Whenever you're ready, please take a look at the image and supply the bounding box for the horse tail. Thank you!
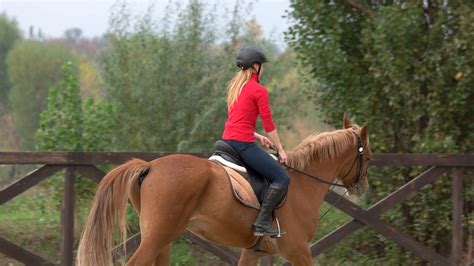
[76,158,150,266]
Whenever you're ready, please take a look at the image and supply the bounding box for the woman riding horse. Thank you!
[222,46,290,237]
[77,115,371,266]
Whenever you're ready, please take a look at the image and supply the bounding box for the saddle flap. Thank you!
[225,167,260,209]
[222,166,287,210]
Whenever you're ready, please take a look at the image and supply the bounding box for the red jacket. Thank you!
[222,73,276,142]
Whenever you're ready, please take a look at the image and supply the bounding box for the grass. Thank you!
[0,191,61,264]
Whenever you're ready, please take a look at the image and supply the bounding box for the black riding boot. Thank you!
[253,183,287,237]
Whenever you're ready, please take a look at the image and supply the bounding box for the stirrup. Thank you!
[271,218,285,238]
[253,219,285,238]
[253,228,286,237]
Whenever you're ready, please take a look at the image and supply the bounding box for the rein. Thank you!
[283,164,346,187]
[319,189,348,220]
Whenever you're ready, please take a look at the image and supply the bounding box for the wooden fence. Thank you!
[0,152,472,265]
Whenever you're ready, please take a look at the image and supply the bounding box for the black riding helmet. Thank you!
[235,46,268,70]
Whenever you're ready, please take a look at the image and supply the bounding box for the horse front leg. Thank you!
[238,248,266,266]
[283,246,312,266]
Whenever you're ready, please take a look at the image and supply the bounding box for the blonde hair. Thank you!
[226,68,254,109]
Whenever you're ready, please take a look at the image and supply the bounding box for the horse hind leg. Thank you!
[125,189,190,265]
[126,233,172,266]
[125,202,190,266]
[126,157,209,265]
[126,239,159,266]
[153,244,170,266]
[127,183,199,265]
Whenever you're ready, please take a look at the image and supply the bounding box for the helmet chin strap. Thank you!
[252,64,262,83]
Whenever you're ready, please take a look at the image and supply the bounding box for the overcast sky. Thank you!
[0,0,292,46]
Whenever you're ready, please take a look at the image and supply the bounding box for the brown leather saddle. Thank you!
[209,140,286,209]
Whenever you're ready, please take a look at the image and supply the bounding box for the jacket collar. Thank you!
[251,72,259,83]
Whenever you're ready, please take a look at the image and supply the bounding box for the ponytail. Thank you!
[226,68,253,109]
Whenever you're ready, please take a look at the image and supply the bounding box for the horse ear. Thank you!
[360,125,369,145]
[343,113,352,129]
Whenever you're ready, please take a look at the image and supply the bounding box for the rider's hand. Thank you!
[257,134,273,148]
[277,148,288,164]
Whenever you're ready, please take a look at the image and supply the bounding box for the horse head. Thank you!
[338,113,372,196]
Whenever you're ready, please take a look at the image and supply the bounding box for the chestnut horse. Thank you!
[76,115,372,266]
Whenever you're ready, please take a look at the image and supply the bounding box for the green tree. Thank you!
[36,61,116,204]
[35,62,83,151]
[0,13,21,114]
[7,40,75,150]
[102,0,224,152]
[287,0,473,263]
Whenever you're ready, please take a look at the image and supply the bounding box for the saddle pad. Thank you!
[223,166,261,209]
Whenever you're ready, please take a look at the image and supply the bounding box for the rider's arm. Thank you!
[266,129,283,151]
[267,129,288,164]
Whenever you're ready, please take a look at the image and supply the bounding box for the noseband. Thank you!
[282,132,368,189]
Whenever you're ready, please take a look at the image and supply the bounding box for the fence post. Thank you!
[451,168,463,265]
[60,166,76,266]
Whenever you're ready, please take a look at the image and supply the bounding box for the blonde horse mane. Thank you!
[287,126,360,171]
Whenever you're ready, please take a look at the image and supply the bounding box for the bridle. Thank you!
[337,132,369,192]
[279,131,368,190]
